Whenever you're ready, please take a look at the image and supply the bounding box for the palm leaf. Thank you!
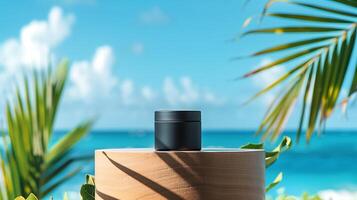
[296,65,314,141]
[348,62,357,96]
[283,2,357,18]
[41,167,83,197]
[248,36,334,57]
[331,0,357,8]
[266,172,283,192]
[41,155,92,185]
[267,13,355,24]
[241,0,357,142]
[244,59,311,104]
[0,60,94,199]
[45,120,94,166]
[243,45,328,77]
[243,26,344,35]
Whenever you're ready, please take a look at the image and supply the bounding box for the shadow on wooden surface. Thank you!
[95,149,265,200]
[102,151,184,200]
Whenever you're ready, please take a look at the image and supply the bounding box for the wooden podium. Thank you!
[95,149,265,200]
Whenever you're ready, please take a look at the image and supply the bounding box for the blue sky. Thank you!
[0,0,356,130]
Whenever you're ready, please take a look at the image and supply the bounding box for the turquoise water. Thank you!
[51,130,357,198]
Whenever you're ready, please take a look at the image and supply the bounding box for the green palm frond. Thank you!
[0,60,94,199]
[241,0,357,142]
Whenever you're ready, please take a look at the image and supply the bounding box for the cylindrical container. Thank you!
[155,110,201,151]
[95,149,265,200]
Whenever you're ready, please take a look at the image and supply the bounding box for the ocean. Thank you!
[50,130,357,199]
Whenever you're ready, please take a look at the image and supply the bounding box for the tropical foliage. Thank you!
[85,135,292,199]
[0,60,94,199]
[18,137,291,200]
[242,0,357,142]
[15,175,95,200]
[15,193,43,200]
[241,136,292,192]
[80,174,95,200]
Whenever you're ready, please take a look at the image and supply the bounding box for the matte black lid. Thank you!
[155,110,201,122]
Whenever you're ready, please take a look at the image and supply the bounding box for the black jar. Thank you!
[155,110,201,151]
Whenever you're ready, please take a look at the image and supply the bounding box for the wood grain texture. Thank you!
[95,149,265,200]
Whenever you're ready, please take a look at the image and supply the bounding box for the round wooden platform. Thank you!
[95,148,265,200]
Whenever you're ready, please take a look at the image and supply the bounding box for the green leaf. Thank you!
[244,45,327,77]
[240,0,357,142]
[86,174,95,185]
[80,184,95,200]
[306,58,324,140]
[266,172,283,192]
[348,62,357,96]
[15,193,39,200]
[26,193,39,200]
[266,136,292,167]
[249,36,334,57]
[296,65,314,142]
[240,143,264,149]
[41,155,92,185]
[245,59,311,103]
[0,59,93,199]
[45,119,94,166]
[243,26,344,36]
[241,137,290,193]
[287,2,357,18]
[344,28,357,95]
[267,13,355,24]
[322,28,355,121]
[41,167,83,197]
[331,0,357,8]
[241,136,292,167]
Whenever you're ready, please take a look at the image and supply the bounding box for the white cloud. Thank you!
[180,77,199,103]
[131,42,144,55]
[0,6,228,129]
[140,6,170,25]
[0,5,221,110]
[203,91,221,105]
[69,46,118,100]
[0,6,74,103]
[0,6,74,72]
[163,76,222,106]
[163,77,180,105]
[141,86,156,101]
[67,47,223,108]
[120,79,134,105]
[68,46,159,105]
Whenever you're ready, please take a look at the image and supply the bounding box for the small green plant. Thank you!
[15,193,69,200]
[80,175,95,200]
[14,193,39,200]
[241,136,292,192]
[0,60,94,199]
[15,175,94,200]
